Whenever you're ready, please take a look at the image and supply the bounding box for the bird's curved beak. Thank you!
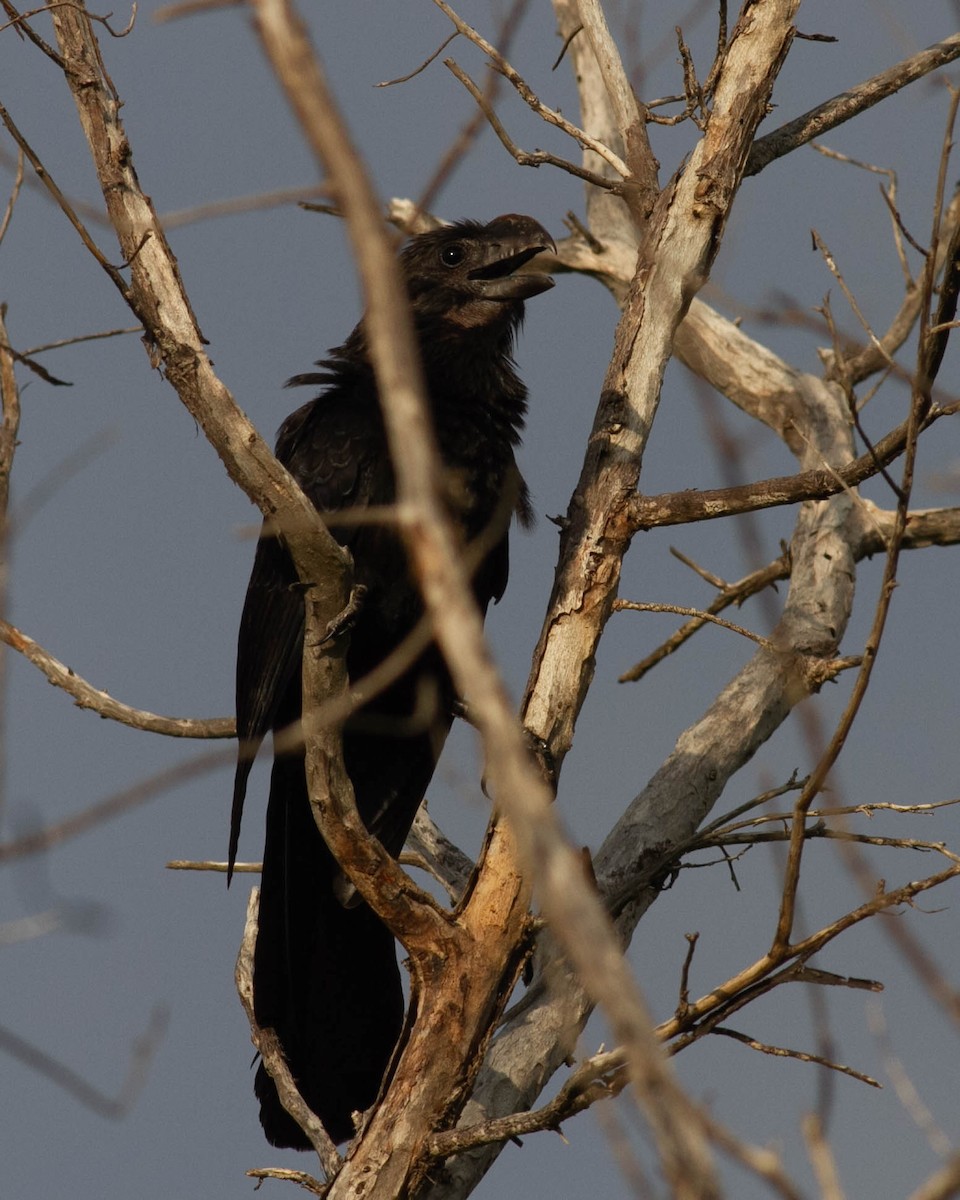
[468,215,557,301]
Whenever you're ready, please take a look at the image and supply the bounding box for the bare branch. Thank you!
[152,0,241,21]
[0,746,232,864]
[804,1115,846,1200]
[702,1113,804,1200]
[613,598,775,650]
[167,859,260,872]
[444,58,622,192]
[0,1005,168,1118]
[0,617,235,738]
[619,551,790,683]
[245,1167,329,1196]
[712,1026,880,1088]
[907,1158,960,1200]
[0,146,24,245]
[235,890,341,1177]
[747,33,960,176]
[20,325,141,355]
[376,30,459,87]
[407,806,474,901]
[773,87,960,953]
[628,402,959,530]
[0,306,20,820]
[0,99,124,288]
[48,0,351,611]
[429,0,631,178]
[159,184,327,229]
[812,227,896,373]
[869,1004,954,1159]
[575,0,658,203]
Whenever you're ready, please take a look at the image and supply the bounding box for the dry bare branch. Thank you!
[0,1005,168,1118]
[907,1157,960,1200]
[613,598,776,650]
[159,184,327,229]
[713,1025,880,1088]
[702,1112,804,1200]
[245,1167,329,1196]
[869,1003,954,1159]
[0,746,232,864]
[803,1114,846,1200]
[48,0,352,627]
[618,551,790,683]
[252,3,723,1196]
[746,33,960,176]
[444,58,622,192]
[0,617,235,738]
[430,0,631,178]
[235,890,341,1176]
[575,0,658,203]
[166,859,260,872]
[0,145,24,245]
[772,87,960,954]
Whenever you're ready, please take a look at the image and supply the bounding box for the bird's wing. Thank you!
[229,393,383,875]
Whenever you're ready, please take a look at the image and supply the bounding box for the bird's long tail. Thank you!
[253,754,405,1148]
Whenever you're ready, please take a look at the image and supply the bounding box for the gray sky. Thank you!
[2,2,959,1197]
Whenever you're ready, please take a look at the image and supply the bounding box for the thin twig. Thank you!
[160,185,327,229]
[812,228,896,373]
[0,746,233,864]
[152,0,241,21]
[20,326,142,355]
[772,86,960,954]
[167,859,259,872]
[0,100,127,291]
[702,1111,803,1200]
[619,552,790,683]
[713,1026,880,1087]
[551,22,581,72]
[413,0,531,221]
[430,0,631,177]
[376,30,458,86]
[613,598,773,650]
[868,1003,954,1158]
[444,59,624,192]
[803,1114,845,1200]
[0,1005,168,1117]
[0,146,24,245]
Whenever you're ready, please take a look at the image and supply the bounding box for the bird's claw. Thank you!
[319,584,368,649]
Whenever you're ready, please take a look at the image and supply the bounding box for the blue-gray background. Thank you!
[1,2,958,1196]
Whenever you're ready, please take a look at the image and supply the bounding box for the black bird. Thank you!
[229,215,554,1148]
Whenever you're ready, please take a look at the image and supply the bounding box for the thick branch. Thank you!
[49,2,350,612]
[629,403,957,530]
[254,4,728,1197]
[522,2,799,768]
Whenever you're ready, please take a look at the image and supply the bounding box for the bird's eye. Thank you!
[440,244,465,268]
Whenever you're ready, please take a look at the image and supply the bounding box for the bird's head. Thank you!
[400,214,556,330]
